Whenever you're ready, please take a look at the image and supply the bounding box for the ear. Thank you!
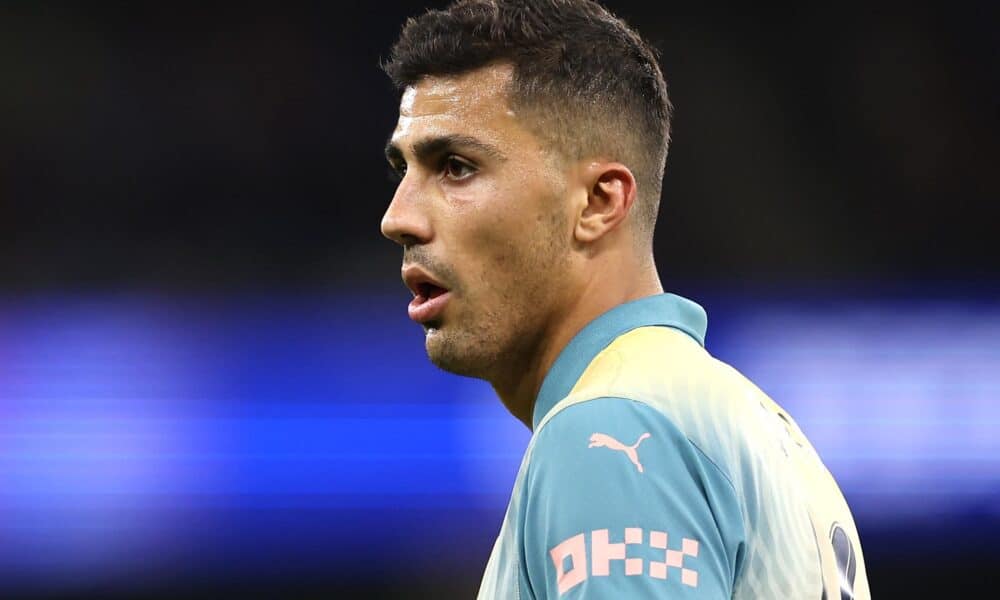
[574,162,637,244]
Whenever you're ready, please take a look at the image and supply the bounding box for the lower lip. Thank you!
[408,291,452,323]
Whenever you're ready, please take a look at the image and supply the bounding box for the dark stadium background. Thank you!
[1,2,997,598]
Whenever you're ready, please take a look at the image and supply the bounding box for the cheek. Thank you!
[447,176,566,298]
[442,222,523,311]
[481,216,561,297]
[477,210,537,265]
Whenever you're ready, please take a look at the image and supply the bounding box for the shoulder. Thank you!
[559,325,769,481]
[526,395,743,523]
[529,395,726,486]
[559,330,831,597]
[520,396,746,598]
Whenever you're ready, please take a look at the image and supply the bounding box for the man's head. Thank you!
[381,0,671,384]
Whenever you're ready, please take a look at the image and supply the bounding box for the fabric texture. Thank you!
[476,294,870,599]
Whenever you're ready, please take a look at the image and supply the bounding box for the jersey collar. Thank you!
[531,293,707,431]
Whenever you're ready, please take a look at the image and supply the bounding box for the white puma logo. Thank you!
[588,432,652,473]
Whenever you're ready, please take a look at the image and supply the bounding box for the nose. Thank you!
[381,174,433,247]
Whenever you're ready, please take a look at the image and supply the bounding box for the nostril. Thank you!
[400,234,423,247]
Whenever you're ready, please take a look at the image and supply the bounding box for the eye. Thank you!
[387,162,407,182]
[442,156,476,181]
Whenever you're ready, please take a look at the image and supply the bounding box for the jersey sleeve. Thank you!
[520,397,746,599]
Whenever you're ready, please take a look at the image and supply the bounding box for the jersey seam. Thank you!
[540,394,741,499]
[535,393,750,590]
[605,394,750,590]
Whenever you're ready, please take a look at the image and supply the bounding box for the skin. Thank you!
[381,63,663,429]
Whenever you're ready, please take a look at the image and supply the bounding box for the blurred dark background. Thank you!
[0,2,997,598]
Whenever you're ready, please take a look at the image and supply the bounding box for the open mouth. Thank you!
[407,280,451,324]
[416,281,448,301]
[402,264,452,324]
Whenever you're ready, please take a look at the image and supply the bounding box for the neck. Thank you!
[491,256,663,429]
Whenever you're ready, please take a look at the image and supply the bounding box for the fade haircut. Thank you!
[383,0,673,243]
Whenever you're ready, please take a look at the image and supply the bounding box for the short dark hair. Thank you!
[383,0,672,242]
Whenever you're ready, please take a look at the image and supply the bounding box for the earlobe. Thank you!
[574,163,637,244]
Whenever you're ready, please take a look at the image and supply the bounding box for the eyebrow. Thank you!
[384,133,508,166]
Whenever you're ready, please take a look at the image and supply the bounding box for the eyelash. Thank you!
[441,155,476,181]
[387,164,406,183]
[386,155,476,183]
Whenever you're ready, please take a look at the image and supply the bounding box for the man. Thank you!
[380,1,870,598]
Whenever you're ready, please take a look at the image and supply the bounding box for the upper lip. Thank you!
[401,264,449,298]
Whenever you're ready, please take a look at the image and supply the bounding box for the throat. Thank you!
[490,349,552,431]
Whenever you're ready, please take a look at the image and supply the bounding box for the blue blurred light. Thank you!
[0,290,997,591]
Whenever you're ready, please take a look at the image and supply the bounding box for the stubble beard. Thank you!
[424,302,508,380]
[424,210,571,385]
[424,287,558,386]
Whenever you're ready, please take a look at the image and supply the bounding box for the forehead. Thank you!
[391,64,530,151]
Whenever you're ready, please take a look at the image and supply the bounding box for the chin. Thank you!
[425,330,461,372]
[425,327,491,379]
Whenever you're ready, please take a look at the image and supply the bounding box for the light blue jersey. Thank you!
[477,294,869,599]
